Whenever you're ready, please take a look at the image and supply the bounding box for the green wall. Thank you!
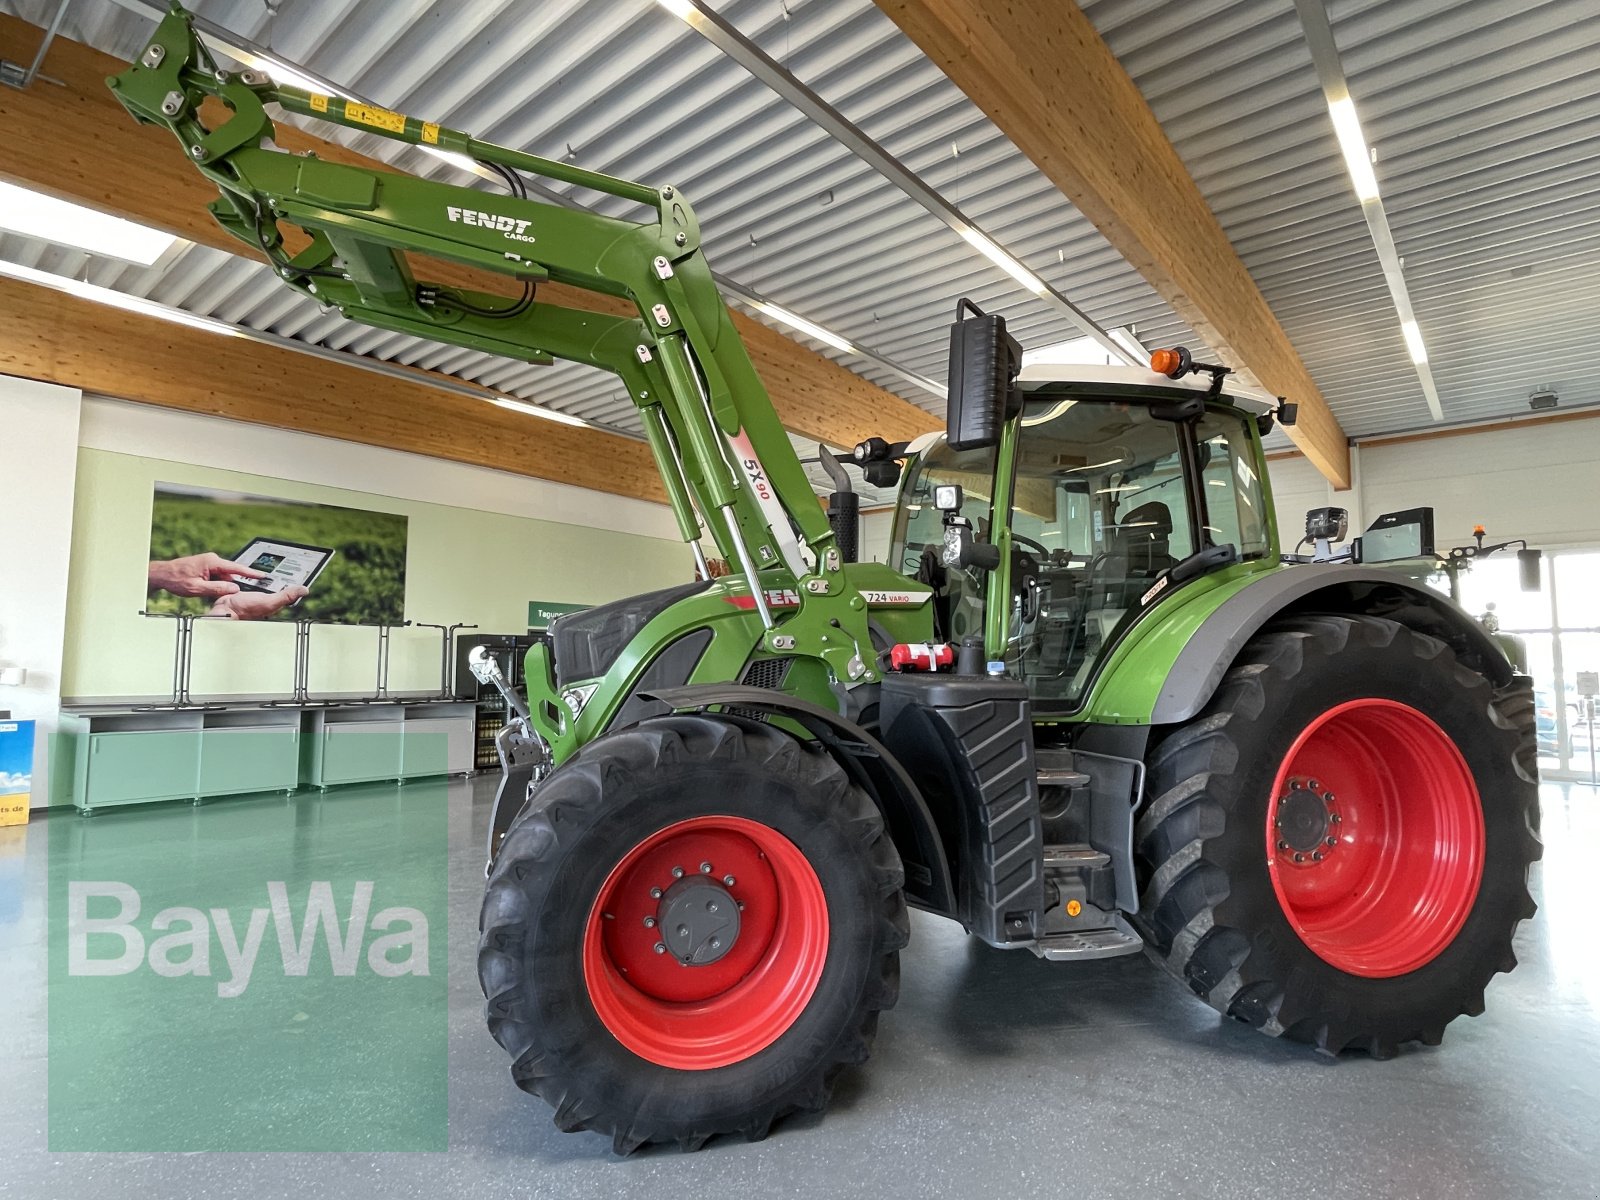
[62,448,690,699]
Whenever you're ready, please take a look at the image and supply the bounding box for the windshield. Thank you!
[891,396,1270,707]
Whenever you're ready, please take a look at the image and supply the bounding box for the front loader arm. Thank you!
[107,3,879,685]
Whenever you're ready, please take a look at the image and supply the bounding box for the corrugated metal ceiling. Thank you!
[1082,0,1600,435]
[2,0,1596,460]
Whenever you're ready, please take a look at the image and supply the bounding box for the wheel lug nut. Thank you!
[1308,779,1320,790]
[677,925,689,937]
[671,866,684,879]
[1325,836,1337,847]
[1277,841,1289,851]
[700,861,713,874]
[723,875,736,887]
[653,942,666,954]
[1329,813,1341,824]
[737,901,745,911]
[643,916,656,928]
[649,886,663,899]
[1293,852,1305,863]
[709,938,721,950]
[1312,851,1324,862]
[707,902,719,913]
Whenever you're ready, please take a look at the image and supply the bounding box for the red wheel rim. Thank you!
[1265,698,1484,978]
[581,815,829,1070]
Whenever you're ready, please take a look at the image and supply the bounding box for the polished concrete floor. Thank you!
[1,778,1597,1198]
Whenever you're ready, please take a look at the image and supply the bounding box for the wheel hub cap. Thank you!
[1274,777,1338,858]
[657,877,741,965]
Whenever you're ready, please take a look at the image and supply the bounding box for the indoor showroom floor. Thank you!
[1,777,1595,1200]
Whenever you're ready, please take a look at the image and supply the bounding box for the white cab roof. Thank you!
[1017,362,1276,415]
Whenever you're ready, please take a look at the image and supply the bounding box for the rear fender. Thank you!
[1149,566,1514,725]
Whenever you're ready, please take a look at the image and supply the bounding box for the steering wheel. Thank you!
[1012,533,1050,557]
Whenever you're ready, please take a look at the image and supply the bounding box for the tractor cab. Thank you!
[890,314,1281,712]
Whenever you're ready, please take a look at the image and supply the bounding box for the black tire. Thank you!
[478,714,908,1153]
[1135,613,1541,1056]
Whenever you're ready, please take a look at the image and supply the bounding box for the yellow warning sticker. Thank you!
[344,100,406,134]
[421,122,440,145]
[309,93,329,113]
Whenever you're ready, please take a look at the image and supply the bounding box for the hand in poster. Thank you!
[147,552,268,598]
[209,585,309,621]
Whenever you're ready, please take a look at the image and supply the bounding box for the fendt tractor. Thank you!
[112,7,1541,1154]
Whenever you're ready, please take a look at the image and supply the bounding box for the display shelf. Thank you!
[57,699,475,812]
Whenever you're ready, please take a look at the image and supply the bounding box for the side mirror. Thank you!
[946,297,1021,451]
[1518,548,1543,591]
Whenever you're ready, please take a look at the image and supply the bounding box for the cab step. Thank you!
[1033,914,1144,961]
[1042,843,1110,870]
[1034,749,1090,791]
[1037,766,1091,789]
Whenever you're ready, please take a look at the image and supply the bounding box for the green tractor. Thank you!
[111,7,1540,1156]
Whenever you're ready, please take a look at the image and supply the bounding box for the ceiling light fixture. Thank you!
[247,58,346,98]
[1327,96,1381,203]
[0,180,180,267]
[960,228,1050,297]
[490,396,594,428]
[1400,318,1428,365]
[1297,0,1441,421]
[1108,327,1149,365]
[420,145,486,175]
[743,297,857,355]
[0,256,236,334]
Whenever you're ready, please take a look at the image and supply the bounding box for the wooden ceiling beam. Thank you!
[0,15,938,451]
[0,275,669,505]
[875,0,1352,488]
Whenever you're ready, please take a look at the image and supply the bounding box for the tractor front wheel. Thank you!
[478,714,907,1152]
[1136,614,1540,1055]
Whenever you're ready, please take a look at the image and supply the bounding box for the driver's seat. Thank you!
[1091,501,1177,630]
[1110,501,1176,578]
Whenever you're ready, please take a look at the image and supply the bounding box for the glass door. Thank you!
[1554,554,1600,785]
[1459,549,1600,783]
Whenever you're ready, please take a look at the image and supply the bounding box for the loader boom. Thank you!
[107,3,879,684]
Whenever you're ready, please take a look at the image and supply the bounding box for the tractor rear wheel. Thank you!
[1135,613,1540,1055]
[478,714,907,1153]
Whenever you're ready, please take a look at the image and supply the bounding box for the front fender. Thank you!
[641,684,958,918]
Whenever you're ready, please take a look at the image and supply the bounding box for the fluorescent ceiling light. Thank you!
[491,396,593,428]
[745,298,857,355]
[1022,335,1120,368]
[1108,327,1149,366]
[0,256,238,335]
[655,0,700,19]
[223,46,355,100]
[1327,97,1381,203]
[420,146,484,176]
[960,227,1049,296]
[0,180,179,267]
[1400,318,1428,364]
